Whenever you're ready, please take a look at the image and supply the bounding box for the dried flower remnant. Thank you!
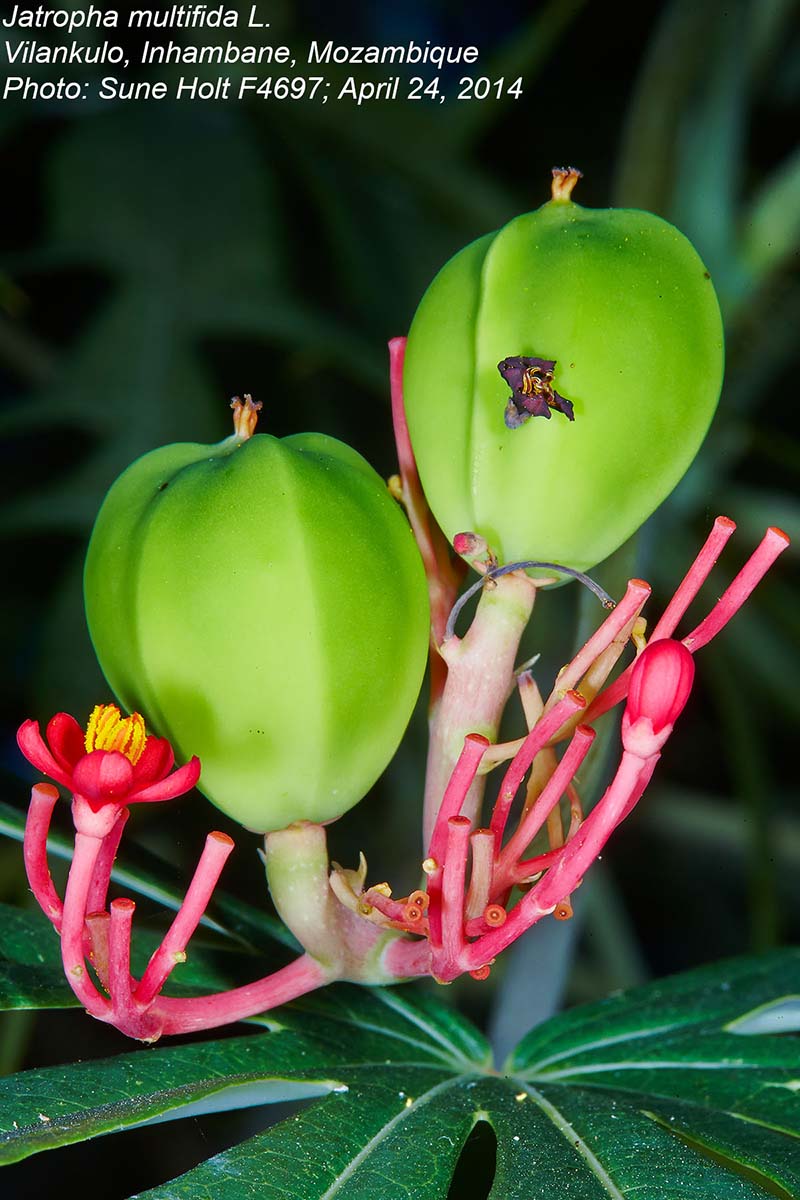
[498,356,576,428]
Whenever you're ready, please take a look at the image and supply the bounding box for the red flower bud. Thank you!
[622,639,695,758]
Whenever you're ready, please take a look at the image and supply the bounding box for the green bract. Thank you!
[403,177,724,572]
[84,420,430,833]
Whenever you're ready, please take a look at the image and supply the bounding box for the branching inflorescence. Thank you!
[17,339,789,1040]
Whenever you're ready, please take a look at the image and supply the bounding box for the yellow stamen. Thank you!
[85,704,147,765]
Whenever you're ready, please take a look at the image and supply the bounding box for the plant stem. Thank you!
[136,831,234,1005]
[423,570,538,846]
[155,953,333,1037]
[23,784,62,927]
[61,832,110,1016]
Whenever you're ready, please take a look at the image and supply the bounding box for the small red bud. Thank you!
[622,639,695,758]
[627,640,695,733]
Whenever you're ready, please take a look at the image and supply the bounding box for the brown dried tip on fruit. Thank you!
[555,900,574,921]
[470,965,492,981]
[551,166,583,202]
[230,393,263,441]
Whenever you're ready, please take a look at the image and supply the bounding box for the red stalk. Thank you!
[683,526,789,651]
[154,953,332,1036]
[389,337,465,702]
[495,724,596,889]
[465,750,649,971]
[136,831,234,1005]
[60,832,111,1016]
[23,783,62,928]
[85,808,129,915]
[425,734,489,946]
[490,691,586,842]
[438,816,471,975]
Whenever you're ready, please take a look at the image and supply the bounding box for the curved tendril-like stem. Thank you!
[23,783,63,928]
[445,561,614,643]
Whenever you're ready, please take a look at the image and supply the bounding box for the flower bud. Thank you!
[622,639,695,758]
[403,172,723,572]
[84,416,430,832]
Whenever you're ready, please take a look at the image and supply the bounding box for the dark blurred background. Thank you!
[1,0,798,1195]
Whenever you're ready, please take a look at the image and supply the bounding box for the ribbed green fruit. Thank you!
[84,425,429,832]
[403,180,724,572]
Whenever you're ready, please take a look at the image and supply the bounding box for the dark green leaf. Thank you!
[1,955,798,1197]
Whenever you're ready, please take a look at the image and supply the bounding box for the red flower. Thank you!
[17,704,200,811]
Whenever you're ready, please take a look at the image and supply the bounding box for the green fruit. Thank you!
[84,416,429,833]
[403,173,724,572]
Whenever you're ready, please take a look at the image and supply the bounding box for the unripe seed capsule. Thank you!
[403,171,724,573]
[84,404,430,833]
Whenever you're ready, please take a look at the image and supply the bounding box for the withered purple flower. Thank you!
[498,355,575,427]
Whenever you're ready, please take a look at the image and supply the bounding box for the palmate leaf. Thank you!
[0,952,798,1197]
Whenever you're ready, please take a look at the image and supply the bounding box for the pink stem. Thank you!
[683,526,789,651]
[85,911,110,988]
[465,751,648,970]
[425,734,489,946]
[389,337,464,695]
[464,828,496,919]
[86,808,129,915]
[423,569,537,846]
[61,832,111,1016]
[612,754,659,827]
[438,817,471,975]
[365,889,409,923]
[136,831,234,1006]
[107,898,141,1031]
[650,515,737,640]
[427,734,489,861]
[496,725,596,887]
[586,520,736,720]
[23,784,63,928]
[154,953,333,1037]
[533,751,650,909]
[381,934,433,980]
[511,844,566,881]
[545,579,651,704]
[490,691,586,843]
[586,522,788,722]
